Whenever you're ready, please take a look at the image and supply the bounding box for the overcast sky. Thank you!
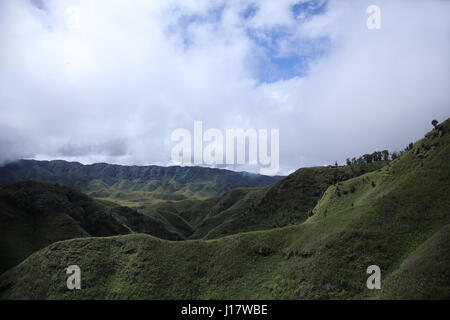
[0,0,449,175]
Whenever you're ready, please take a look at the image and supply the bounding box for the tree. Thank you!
[363,154,373,163]
[346,158,351,166]
[432,119,439,129]
[382,150,389,161]
[372,151,382,162]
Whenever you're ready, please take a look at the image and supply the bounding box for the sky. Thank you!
[0,0,449,175]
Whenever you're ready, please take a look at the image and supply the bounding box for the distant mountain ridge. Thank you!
[0,160,282,202]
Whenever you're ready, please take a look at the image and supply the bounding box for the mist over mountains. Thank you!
[1,0,449,172]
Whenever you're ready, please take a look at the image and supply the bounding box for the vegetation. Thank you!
[137,160,388,240]
[0,181,187,273]
[0,118,448,299]
[0,161,281,204]
[432,119,439,129]
[192,161,388,239]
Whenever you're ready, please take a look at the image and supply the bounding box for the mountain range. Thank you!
[0,118,449,299]
[0,160,281,204]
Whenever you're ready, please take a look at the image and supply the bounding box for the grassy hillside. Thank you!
[1,119,448,299]
[378,224,450,299]
[141,161,388,240]
[0,152,386,243]
[0,161,281,204]
[195,162,389,239]
[0,181,185,274]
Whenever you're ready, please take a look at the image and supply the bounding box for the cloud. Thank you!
[0,0,449,173]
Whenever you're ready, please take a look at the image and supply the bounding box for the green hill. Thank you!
[0,161,281,205]
[0,152,387,243]
[192,162,389,239]
[1,119,448,299]
[141,161,388,240]
[0,181,186,274]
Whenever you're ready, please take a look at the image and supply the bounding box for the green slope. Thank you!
[1,119,448,299]
[0,181,185,274]
[197,162,389,239]
[378,224,450,299]
[141,161,388,240]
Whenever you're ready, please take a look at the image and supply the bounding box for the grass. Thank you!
[0,181,187,273]
[135,162,388,241]
[0,119,449,299]
[377,224,450,299]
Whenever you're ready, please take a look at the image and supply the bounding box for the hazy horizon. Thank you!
[1,0,449,175]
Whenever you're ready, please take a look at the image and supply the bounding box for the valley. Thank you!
[0,119,449,299]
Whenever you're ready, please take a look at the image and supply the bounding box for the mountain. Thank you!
[0,147,391,272]
[0,161,283,246]
[0,161,281,205]
[1,119,448,299]
[0,181,187,274]
[143,161,388,240]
